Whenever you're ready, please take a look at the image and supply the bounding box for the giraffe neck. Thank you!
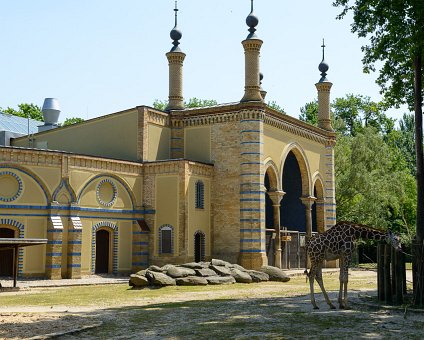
[351,225,386,242]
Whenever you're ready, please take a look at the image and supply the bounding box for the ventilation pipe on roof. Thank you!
[38,98,61,132]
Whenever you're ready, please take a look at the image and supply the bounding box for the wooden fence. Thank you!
[377,243,406,305]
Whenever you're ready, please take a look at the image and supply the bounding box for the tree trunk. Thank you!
[414,53,424,306]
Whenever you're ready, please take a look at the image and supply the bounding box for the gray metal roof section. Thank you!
[0,112,40,134]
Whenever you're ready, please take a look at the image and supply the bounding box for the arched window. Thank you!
[159,224,174,254]
[195,181,204,209]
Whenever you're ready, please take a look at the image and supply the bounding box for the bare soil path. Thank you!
[0,270,422,339]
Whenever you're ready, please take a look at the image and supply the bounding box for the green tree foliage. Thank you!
[299,94,394,136]
[333,0,424,109]
[63,117,85,126]
[299,100,318,126]
[153,98,218,111]
[267,101,285,114]
[335,128,416,242]
[1,103,44,121]
[333,0,424,303]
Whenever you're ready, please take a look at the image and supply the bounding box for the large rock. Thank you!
[180,262,204,269]
[166,266,196,278]
[259,266,290,282]
[146,270,176,286]
[148,265,164,273]
[230,268,252,283]
[129,274,149,287]
[135,269,147,276]
[210,265,232,276]
[176,276,208,286]
[230,264,247,272]
[211,259,232,267]
[195,268,217,277]
[206,276,236,285]
[161,264,176,272]
[247,270,270,282]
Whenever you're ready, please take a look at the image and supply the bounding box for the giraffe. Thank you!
[304,221,401,309]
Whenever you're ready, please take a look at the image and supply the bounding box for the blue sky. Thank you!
[0,1,406,123]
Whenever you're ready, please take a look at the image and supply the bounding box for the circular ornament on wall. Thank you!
[0,171,23,202]
[96,179,118,207]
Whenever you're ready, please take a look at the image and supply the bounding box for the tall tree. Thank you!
[333,0,424,305]
[1,103,44,121]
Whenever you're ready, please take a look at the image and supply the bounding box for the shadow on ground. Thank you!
[4,291,419,340]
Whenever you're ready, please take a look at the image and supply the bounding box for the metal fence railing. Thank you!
[266,229,317,269]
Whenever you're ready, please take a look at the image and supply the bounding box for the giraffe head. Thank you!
[386,230,402,251]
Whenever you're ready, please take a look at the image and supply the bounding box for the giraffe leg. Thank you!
[339,263,349,309]
[315,266,336,309]
[308,266,319,309]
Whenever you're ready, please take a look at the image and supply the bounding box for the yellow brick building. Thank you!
[0,4,336,279]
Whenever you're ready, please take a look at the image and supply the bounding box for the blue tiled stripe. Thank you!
[46,252,62,256]
[46,264,61,269]
[240,219,265,223]
[68,240,82,245]
[67,264,81,268]
[240,229,262,233]
[68,252,82,256]
[47,241,62,245]
[239,249,263,253]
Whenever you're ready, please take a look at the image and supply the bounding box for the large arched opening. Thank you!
[95,229,110,274]
[280,151,306,231]
[0,227,16,277]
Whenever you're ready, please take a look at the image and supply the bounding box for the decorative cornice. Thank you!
[146,109,170,127]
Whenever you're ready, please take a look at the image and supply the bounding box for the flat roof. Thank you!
[0,238,47,250]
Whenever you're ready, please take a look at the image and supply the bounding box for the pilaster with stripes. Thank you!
[238,108,267,269]
[131,220,149,272]
[67,216,82,279]
[45,214,63,279]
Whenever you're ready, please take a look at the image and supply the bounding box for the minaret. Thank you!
[166,1,185,111]
[315,39,333,131]
[240,0,264,102]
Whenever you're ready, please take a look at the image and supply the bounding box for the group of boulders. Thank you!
[129,259,290,288]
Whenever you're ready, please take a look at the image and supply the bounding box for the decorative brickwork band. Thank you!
[316,81,333,131]
[166,51,186,111]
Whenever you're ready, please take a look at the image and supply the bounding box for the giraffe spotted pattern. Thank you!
[305,221,401,309]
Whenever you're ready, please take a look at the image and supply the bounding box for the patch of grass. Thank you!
[0,272,379,308]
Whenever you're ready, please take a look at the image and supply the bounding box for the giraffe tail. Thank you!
[304,269,309,283]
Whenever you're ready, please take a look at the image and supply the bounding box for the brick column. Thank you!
[241,38,264,103]
[166,51,186,111]
[45,204,63,279]
[238,108,267,270]
[324,141,337,230]
[67,212,82,279]
[171,120,184,159]
[132,219,149,272]
[268,191,285,268]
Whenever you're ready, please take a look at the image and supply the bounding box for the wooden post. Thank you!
[13,246,19,288]
[384,244,392,303]
[377,243,384,301]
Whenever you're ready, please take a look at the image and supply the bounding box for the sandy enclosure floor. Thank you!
[0,270,422,340]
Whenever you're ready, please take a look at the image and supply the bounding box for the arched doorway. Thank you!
[95,229,110,274]
[280,151,306,231]
[194,231,205,262]
[0,228,15,277]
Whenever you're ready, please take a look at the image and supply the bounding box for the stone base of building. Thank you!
[239,252,268,270]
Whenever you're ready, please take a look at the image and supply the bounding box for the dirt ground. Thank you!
[0,270,423,339]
